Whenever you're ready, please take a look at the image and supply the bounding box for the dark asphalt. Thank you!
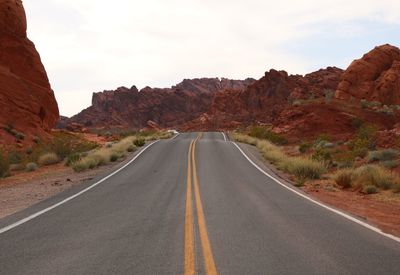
[0,132,399,274]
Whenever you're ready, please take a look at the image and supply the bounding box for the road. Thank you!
[0,132,399,274]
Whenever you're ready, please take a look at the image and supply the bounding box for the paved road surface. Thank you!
[0,132,399,274]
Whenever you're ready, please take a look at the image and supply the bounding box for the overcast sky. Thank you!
[24,0,400,117]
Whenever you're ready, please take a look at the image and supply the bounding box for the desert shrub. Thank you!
[127,145,136,152]
[279,157,327,182]
[32,136,40,144]
[8,150,23,164]
[334,169,353,188]
[368,149,398,162]
[351,117,364,129]
[249,126,287,145]
[381,160,399,169]
[362,185,378,194]
[110,153,119,162]
[26,162,38,172]
[0,151,10,178]
[299,142,312,153]
[105,142,113,148]
[15,132,25,140]
[65,153,81,166]
[312,148,332,164]
[25,147,33,155]
[337,160,353,169]
[349,124,377,157]
[133,138,145,147]
[352,165,395,190]
[38,152,59,166]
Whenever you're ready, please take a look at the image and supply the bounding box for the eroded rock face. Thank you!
[335,44,400,104]
[0,0,59,145]
[69,78,255,129]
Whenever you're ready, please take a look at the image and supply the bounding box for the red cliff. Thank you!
[0,0,59,146]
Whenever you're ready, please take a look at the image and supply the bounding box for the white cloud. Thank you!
[23,0,400,116]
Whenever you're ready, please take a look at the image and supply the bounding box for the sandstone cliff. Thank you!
[0,0,59,145]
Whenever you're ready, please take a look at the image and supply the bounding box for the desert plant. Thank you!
[26,162,38,172]
[249,126,287,145]
[65,153,81,166]
[127,145,136,152]
[0,151,10,178]
[334,169,353,188]
[15,132,25,140]
[38,152,59,166]
[133,138,145,147]
[299,142,312,153]
[362,185,378,194]
[368,149,398,162]
[380,160,399,169]
[110,153,119,162]
[278,157,327,182]
[352,165,395,190]
[8,150,23,164]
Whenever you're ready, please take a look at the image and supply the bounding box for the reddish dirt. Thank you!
[303,180,400,237]
[0,0,59,148]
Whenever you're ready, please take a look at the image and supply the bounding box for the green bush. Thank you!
[368,149,398,162]
[65,153,81,166]
[381,160,399,169]
[312,148,332,163]
[299,142,312,153]
[133,138,145,147]
[249,126,287,145]
[362,185,378,194]
[26,162,38,172]
[0,151,10,178]
[38,152,59,166]
[110,153,119,162]
[127,145,136,152]
[8,150,23,164]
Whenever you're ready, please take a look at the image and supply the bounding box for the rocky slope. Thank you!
[68,78,255,130]
[0,0,59,146]
[335,44,400,104]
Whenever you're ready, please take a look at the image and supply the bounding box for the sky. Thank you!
[24,0,400,117]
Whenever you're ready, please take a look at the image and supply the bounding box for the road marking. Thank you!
[232,142,400,244]
[221,132,227,142]
[192,138,218,275]
[172,133,180,140]
[184,140,195,275]
[0,141,159,235]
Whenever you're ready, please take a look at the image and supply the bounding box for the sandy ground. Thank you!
[0,157,131,219]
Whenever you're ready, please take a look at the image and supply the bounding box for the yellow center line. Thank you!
[192,135,218,275]
[184,140,195,275]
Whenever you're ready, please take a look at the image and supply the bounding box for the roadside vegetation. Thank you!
[0,130,173,178]
[233,124,400,194]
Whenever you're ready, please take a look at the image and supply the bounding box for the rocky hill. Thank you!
[0,0,59,146]
[68,78,255,130]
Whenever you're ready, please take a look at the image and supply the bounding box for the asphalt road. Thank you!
[0,132,399,274]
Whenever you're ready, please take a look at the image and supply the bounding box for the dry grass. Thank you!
[71,131,171,172]
[38,152,59,166]
[333,164,400,192]
[233,133,326,184]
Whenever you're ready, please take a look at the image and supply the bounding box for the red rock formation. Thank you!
[0,0,59,145]
[68,78,255,130]
[335,44,400,104]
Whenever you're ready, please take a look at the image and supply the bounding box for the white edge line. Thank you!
[232,142,400,244]
[171,133,180,140]
[0,140,159,235]
[221,132,227,142]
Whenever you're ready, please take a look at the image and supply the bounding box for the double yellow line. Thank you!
[184,135,218,275]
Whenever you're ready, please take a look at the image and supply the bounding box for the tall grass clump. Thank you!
[233,133,326,184]
[248,126,288,145]
[25,162,38,172]
[333,165,400,192]
[38,152,59,166]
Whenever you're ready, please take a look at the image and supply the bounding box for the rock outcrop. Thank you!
[68,78,255,130]
[0,0,59,145]
[335,44,400,104]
